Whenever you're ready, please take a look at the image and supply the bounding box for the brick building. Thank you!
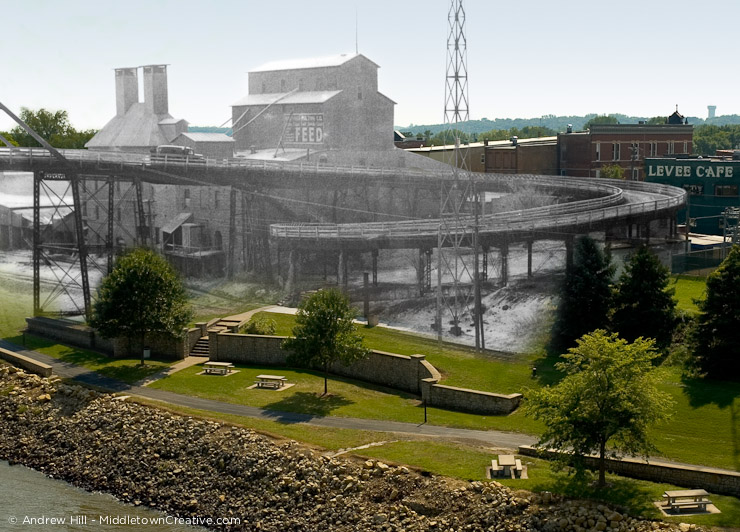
[559,115,693,180]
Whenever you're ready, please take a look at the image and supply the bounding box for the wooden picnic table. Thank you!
[662,489,711,512]
[204,361,234,375]
[255,374,287,389]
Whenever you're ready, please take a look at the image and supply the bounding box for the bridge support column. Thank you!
[500,242,509,287]
[363,272,370,320]
[644,222,651,244]
[372,249,378,286]
[481,246,489,281]
[286,249,298,293]
[338,250,348,289]
[565,235,575,270]
[425,249,433,294]
[527,240,533,279]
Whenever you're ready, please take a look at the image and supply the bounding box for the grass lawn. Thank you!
[671,275,706,314]
[355,441,740,527]
[149,362,544,433]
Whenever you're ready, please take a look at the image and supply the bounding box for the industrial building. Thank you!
[645,157,740,236]
[231,53,397,166]
[406,136,558,175]
[86,65,189,152]
[558,111,693,180]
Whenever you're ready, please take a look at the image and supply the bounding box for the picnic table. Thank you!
[204,361,234,375]
[662,489,711,512]
[255,374,287,389]
[491,454,523,479]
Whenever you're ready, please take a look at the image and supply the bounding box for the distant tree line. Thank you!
[0,108,97,149]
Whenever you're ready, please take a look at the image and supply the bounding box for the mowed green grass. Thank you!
[356,442,740,527]
[149,362,544,433]
[671,275,706,314]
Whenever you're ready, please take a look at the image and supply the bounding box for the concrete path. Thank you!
[134,355,204,387]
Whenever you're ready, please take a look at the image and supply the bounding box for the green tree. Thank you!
[646,116,667,125]
[6,107,97,149]
[583,115,619,130]
[599,164,625,179]
[692,246,740,378]
[90,248,192,364]
[551,236,615,352]
[526,330,673,487]
[611,246,677,350]
[283,289,369,395]
[692,124,740,156]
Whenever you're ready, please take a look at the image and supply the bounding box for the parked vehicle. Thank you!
[148,145,205,163]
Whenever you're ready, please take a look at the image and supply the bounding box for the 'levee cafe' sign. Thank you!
[646,159,739,179]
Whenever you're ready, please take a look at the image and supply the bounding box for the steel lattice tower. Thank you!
[436,0,480,345]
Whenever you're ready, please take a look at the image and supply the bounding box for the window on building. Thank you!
[214,190,220,209]
[184,189,191,209]
[595,169,601,178]
[480,153,485,165]
[632,168,639,180]
[716,185,738,196]
[612,142,620,161]
[595,142,600,161]
[683,141,688,154]
[649,142,657,156]
[683,184,704,195]
[667,141,675,155]
[154,227,160,245]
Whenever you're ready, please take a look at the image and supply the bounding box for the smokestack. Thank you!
[115,67,138,116]
[142,64,169,115]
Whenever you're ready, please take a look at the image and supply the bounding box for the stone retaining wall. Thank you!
[0,347,53,377]
[209,330,520,414]
[519,445,740,497]
[422,379,523,415]
[25,317,187,361]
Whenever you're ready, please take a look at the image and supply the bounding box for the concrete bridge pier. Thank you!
[286,249,298,293]
[372,249,379,286]
[565,235,575,270]
[481,246,489,281]
[338,249,348,288]
[526,240,534,278]
[500,242,509,286]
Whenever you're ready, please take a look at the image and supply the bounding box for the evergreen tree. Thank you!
[551,236,615,353]
[611,246,677,350]
[693,246,740,378]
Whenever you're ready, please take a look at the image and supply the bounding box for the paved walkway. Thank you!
[0,338,535,450]
[134,355,204,387]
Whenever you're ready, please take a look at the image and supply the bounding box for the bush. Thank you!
[240,315,277,336]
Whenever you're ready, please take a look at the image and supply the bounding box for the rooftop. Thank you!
[250,53,377,73]
[407,136,557,153]
[177,132,234,143]
[232,90,342,107]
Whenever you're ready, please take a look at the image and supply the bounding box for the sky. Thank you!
[1,0,739,132]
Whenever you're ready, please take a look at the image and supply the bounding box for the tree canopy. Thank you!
[0,107,97,149]
[90,248,192,363]
[611,246,676,350]
[526,330,673,487]
[583,115,619,130]
[599,164,625,180]
[551,236,615,352]
[282,289,369,395]
[692,124,740,156]
[692,246,740,378]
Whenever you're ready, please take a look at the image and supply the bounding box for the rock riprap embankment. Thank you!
[0,365,702,532]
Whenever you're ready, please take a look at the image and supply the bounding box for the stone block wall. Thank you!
[209,330,521,415]
[519,445,740,497]
[421,379,522,415]
[25,317,187,361]
[0,347,53,377]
